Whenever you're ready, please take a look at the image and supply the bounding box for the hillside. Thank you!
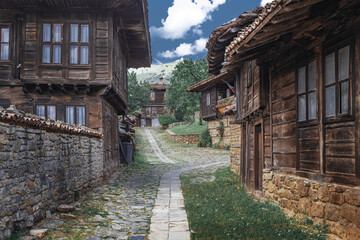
[131,60,181,84]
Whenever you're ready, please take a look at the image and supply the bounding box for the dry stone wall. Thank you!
[263,169,360,240]
[165,130,200,144]
[229,123,241,175]
[0,109,104,239]
[207,115,235,148]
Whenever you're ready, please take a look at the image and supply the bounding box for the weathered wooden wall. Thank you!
[201,87,217,120]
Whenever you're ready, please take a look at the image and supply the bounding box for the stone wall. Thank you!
[262,169,360,240]
[0,109,104,239]
[207,115,235,148]
[229,123,241,175]
[165,130,200,144]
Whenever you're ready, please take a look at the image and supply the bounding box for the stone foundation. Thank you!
[165,130,200,144]
[0,112,104,238]
[263,169,360,240]
[229,123,241,175]
[207,115,235,148]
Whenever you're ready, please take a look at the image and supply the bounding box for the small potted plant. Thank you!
[216,95,234,114]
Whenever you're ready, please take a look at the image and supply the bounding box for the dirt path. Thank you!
[31,128,229,240]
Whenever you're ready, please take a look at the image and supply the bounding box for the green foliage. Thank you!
[174,108,185,122]
[199,129,212,147]
[5,232,27,240]
[80,203,108,218]
[128,71,151,115]
[181,167,327,240]
[169,122,207,135]
[199,118,203,125]
[158,115,176,127]
[165,59,210,122]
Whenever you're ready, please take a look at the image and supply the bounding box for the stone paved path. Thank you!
[31,128,229,240]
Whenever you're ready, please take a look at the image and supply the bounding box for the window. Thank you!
[0,26,9,61]
[70,24,89,64]
[247,61,254,87]
[152,107,156,114]
[146,107,151,114]
[43,23,62,64]
[324,45,351,117]
[206,93,211,106]
[36,105,56,121]
[66,106,86,125]
[297,60,317,122]
[150,92,155,101]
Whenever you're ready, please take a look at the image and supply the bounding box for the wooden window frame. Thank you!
[0,25,10,62]
[323,38,354,123]
[65,105,86,125]
[296,58,318,125]
[35,104,57,120]
[69,23,90,65]
[42,23,63,64]
[150,91,155,101]
[206,92,211,106]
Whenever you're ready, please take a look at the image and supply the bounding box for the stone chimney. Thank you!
[159,77,164,85]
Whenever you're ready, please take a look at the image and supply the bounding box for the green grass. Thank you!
[181,167,327,240]
[169,122,207,135]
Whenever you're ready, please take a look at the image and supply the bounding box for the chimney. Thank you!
[159,77,164,85]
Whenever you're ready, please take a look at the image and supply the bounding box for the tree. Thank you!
[127,71,151,115]
[165,59,210,122]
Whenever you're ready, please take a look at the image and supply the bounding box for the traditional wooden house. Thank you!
[202,0,360,238]
[141,77,168,127]
[186,11,261,147]
[0,0,151,177]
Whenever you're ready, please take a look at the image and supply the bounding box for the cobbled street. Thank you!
[34,128,229,240]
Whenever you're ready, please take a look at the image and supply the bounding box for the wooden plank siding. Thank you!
[201,87,217,120]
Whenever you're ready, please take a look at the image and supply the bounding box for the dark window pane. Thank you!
[42,45,50,63]
[76,106,85,125]
[308,61,316,90]
[70,24,78,42]
[325,52,335,85]
[53,45,61,63]
[1,28,9,42]
[325,86,336,116]
[338,46,350,81]
[298,95,306,121]
[43,24,51,42]
[53,24,62,42]
[308,91,316,120]
[37,105,45,117]
[47,105,56,121]
[340,81,349,114]
[297,66,306,93]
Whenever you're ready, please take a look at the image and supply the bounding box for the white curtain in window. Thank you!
[81,25,89,43]
[53,24,62,42]
[66,106,75,125]
[1,28,9,42]
[43,24,51,42]
[1,44,9,60]
[80,46,88,64]
[76,106,86,125]
[70,24,78,42]
[70,45,78,64]
[42,45,50,63]
[47,105,56,121]
[37,105,45,117]
[53,45,61,63]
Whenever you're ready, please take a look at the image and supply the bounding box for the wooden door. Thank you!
[254,124,263,190]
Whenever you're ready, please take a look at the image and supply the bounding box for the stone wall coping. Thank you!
[0,106,102,138]
[165,129,200,136]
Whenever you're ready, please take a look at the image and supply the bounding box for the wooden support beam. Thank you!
[86,85,90,95]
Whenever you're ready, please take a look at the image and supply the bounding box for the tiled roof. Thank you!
[186,72,234,92]
[0,106,102,138]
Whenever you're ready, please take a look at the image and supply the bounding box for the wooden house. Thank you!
[141,77,168,127]
[200,0,360,237]
[0,0,151,177]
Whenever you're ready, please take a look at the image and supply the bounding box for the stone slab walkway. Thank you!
[145,128,175,164]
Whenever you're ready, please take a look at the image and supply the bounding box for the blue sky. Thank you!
[148,0,272,64]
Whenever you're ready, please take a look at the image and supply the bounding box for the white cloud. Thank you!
[260,0,273,6]
[151,0,226,40]
[154,58,163,65]
[192,26,203,36]
[158,38,208,58]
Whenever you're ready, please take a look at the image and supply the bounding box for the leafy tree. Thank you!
[165,59,210,122]
[158,115,176,127]
[127,71,151,115]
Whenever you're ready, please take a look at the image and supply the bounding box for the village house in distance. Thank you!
[189,0,360,238]
[141,77,168,127]
[0,0,151,237]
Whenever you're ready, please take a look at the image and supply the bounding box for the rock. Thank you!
[20,236,36,240]
[60,213,77,219]
[93,215,105,221]
[29,229,48,239]
[42,219,64,229]
[131,236,145,240]
[57,204,75,213]
[85,236,102,240]
[46,210,51,219]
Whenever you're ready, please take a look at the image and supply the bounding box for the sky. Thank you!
[148,0,273,65]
